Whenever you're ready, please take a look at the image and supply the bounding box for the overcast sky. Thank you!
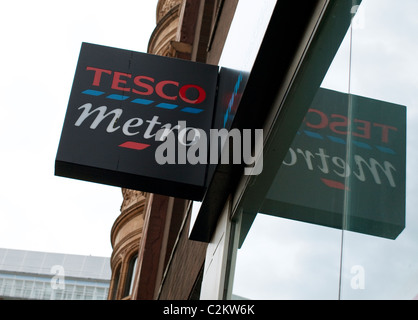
[0,0,159,257]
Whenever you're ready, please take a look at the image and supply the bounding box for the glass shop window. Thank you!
[123,254,138,298]
[227,0,418,300]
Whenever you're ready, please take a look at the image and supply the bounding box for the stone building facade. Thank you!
[108,190,145,300]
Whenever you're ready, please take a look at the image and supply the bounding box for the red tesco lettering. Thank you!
[86,66,206,105]
[305,108,397,144]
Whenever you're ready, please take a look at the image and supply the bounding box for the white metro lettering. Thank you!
[283,147,397,187]
[75,103,122,133]
[75,103,169,139]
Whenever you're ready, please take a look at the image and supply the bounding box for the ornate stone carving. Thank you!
[121,189,146,213]
[157,0,182,23]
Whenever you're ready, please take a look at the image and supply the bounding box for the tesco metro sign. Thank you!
[55,43,218,200]
[263,88,406,240]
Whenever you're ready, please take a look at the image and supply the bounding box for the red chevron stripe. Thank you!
[321,178,349,190]
[119,141,150,150]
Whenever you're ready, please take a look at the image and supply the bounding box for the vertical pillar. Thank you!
[200,197,232,299]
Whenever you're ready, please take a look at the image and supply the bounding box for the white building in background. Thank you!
[0,248,110,300]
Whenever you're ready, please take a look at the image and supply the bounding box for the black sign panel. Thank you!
[214,68,249,131]
[55,43,219,200]
[262,88,406,239]
[205,68,250,181]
